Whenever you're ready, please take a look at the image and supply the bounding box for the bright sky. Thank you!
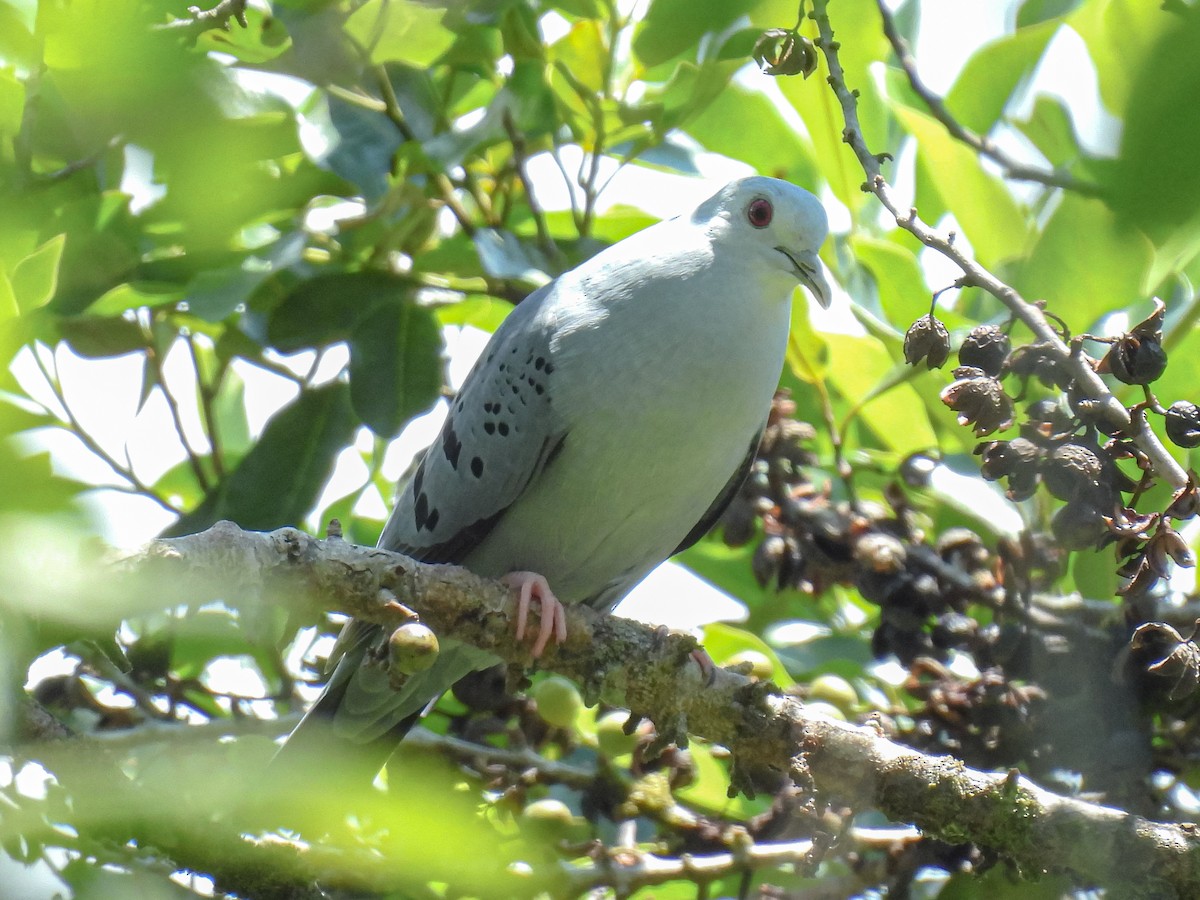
[9,0,1107,626]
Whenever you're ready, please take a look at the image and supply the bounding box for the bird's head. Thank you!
[694,176,832,308]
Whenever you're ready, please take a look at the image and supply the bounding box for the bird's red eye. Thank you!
[747,197,773,228]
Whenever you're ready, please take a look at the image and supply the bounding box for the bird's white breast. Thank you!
[460,224,793,606]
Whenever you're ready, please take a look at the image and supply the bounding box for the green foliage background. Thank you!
[1,0,1199,897]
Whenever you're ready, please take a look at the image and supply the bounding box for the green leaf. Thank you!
[268,271,410,352]
[632,0,760,67]
[1104,6,1200,238]
[701,622,796,689]
[348,299,444,437]
[346,0,456,67]
[684,83,817,186]
[86,283,184,316]
[198,6,292,63]
[895,105,1030,268]
[1015,195,1153,326]
[1013,95,1081,168]
[0,267,17,322]
[11,234,66,313]
[1017,0,1085,27]
[824,332,937,455]
[166,383,358,535]
[1069,0,1174,115]
[548,20,608,95]
[850,235,929,327]
[786,294,830,384]
[433,294,514,332]
[56,314,146,359]
[944,20,1056,134]
[212,368,253,462]
[0,68,24,151]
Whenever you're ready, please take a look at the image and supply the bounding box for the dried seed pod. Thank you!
[904,315,951,369]
[1041,442,1103,501]
[1023,399,1075,444]
[853,532,907,574]
[1105,333,1168,385]
[976,437,1040,481]
[753,534,787,587]
[931,612,978,650]
[1165,401,1200,449]
[1006,342,1071,390]
[958,324,1011,377]
[942,370,1015,436]
[752,29,818,77]
[1050,500,1107,551]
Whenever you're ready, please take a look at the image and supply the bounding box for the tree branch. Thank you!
[874,0,1102,197]
[809,0,1188,492]
[102,521,1200,895]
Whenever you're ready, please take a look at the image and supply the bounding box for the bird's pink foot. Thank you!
[502,571,567,658]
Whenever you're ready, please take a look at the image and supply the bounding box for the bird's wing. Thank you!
[298,284,569,750]
[378,281,567,563]
[670,427,763,557]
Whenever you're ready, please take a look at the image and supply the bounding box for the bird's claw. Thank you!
[502,571,567,658]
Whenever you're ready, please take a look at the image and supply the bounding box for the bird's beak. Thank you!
[777,246,833,308]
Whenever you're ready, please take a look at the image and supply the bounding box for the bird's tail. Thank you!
[269,627,498,799]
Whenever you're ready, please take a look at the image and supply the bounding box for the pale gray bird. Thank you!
[279,175,831,780]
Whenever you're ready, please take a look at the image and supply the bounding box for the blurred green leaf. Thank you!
[825,332,937,455]
[11,234,66,313]
[57,314,145,359]
[701,622,796,688]
[198,6,292,64]
[1069,0,1174,115]
[896,105,1030,267]
[684,83,817,186]
[1015,195,1153,326]
[944,21,1056,134]
[268,271,410,352]
[347,0,456,67]
[1013,95,1081,168]
[348,298,443,437]
[87,283,184,316]
[633,0,760,67]
[1017,0,1085,27]
[850,234,929,327]
[1104,6,1200,239]
[167,382,357,534]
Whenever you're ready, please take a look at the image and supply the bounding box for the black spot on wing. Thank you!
[471,456,484,478]
[443,419,462,470]
[414,491,431,531]
[396,508,508,564]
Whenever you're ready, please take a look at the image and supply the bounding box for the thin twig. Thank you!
[143,328,212,493]
[374,68,477,237]
[810,0,1187,491]
[28,347,178,513]
[501,110,567,271]
[875,0,1102,197]
[185,333,225,481]
[156,0,249,33]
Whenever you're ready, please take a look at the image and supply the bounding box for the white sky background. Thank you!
[7,0,1115,626]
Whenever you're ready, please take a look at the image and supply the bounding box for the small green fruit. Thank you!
[530,675,583,729]
[725,649,774,680]
[388,623,439,676]
[808,674,857,711]
[596,711,639,757]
